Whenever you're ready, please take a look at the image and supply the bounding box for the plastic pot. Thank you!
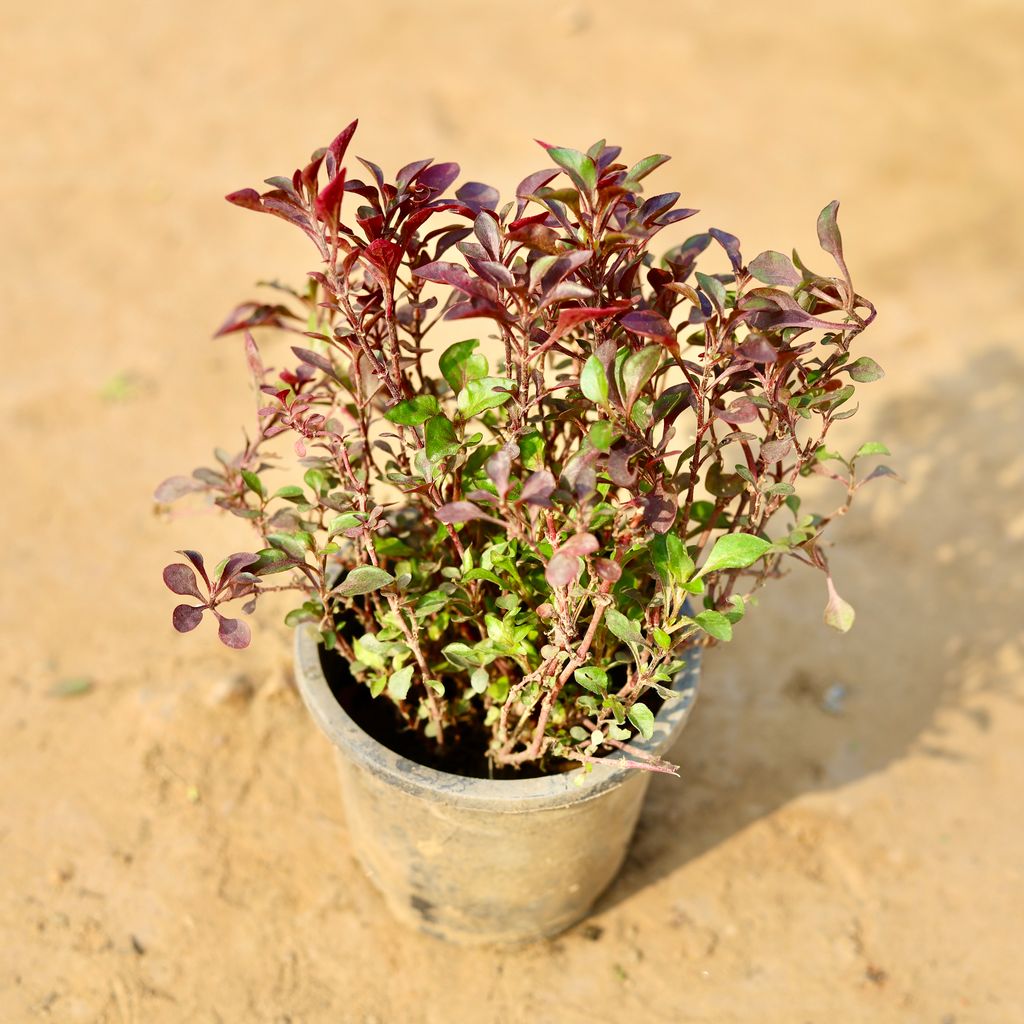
[294,623,700,945]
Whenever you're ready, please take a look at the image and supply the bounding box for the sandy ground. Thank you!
[2,1,1023,1021]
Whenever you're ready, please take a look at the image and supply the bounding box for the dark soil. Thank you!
[318,643,665,781]
[319,644,559,779]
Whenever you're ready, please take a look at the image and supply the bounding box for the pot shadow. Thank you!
[595,343,1024,913]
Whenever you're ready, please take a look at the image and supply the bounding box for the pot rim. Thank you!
[294,622,700,813]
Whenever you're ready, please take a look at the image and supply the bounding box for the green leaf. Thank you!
[384,394,440,425]
[267,532,308,561]
[695,533,771,578]
[439,339,488,393]
[547,147,598,195]
[696,271,727,313]
[519,431,545,469]
[273,485,306,501]
[250,548,294,575]
[621,346,661,412]
[846,357,885,383]
[456,377,515,419]
[624,153,670,183]
[332,566,395,597]
[463,568,505,586]
[855,441,891,458]
[580,354,609,406]
[424,415,459,461]
[587,420,614,452]
[824,577,856,632]
[693,609,733,642]
[653,627,672,650]
[240,469,266,498]
[817,200,844,263]
[605,607,643,645]
[627,703,655,740]
[650,532,695,587]
[328,513,362,536]
[575,666,609,694]
[387,664,414,701]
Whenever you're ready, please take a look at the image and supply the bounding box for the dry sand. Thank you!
[2,1,1023,1021]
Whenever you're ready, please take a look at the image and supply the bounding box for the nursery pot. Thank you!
[294,624,700,945]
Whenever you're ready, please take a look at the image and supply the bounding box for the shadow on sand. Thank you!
[595,344,1024,913]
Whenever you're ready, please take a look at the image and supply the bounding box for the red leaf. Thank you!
[546,302,631,344]
[315,167,346,222]
[361,239,405,281]
[327,119,358,170]
[225,188,263,211]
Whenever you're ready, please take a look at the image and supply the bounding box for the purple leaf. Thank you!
[640,483,677,533]
[215,612,252,649]
[736,334,778,363]
[516,167,559,201]
[557,532,599,559]
[176,550,211,588]
[163,564,205,600]
[593,558,622,583]
[416,162,460,193]
[473,211,501,260]
[291,346,340,381]
[244,331,264,381]
[519,470,556,507]
[217,552,260,588]
[620,309,676,344]
[153,475,204,503]
[456,181,500,212]
[396,158,433,190]
[709,228,743,271]
[413,261,497,302]
[713,397,759,425]
[748,250,801,287]
[760,438,793,463]
[172,604,204,634]
[658,208,699,226]
[545,553,581,588]
[817,200,844,264]
[434,501,499,525]
[486,449,512,499]
[637,192,680,225]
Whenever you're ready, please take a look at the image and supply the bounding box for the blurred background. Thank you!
[2,2,1022,1021]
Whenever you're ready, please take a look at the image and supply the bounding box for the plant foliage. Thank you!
[159,121,888,774]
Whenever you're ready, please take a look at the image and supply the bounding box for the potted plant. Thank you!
[158,120,885,944]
